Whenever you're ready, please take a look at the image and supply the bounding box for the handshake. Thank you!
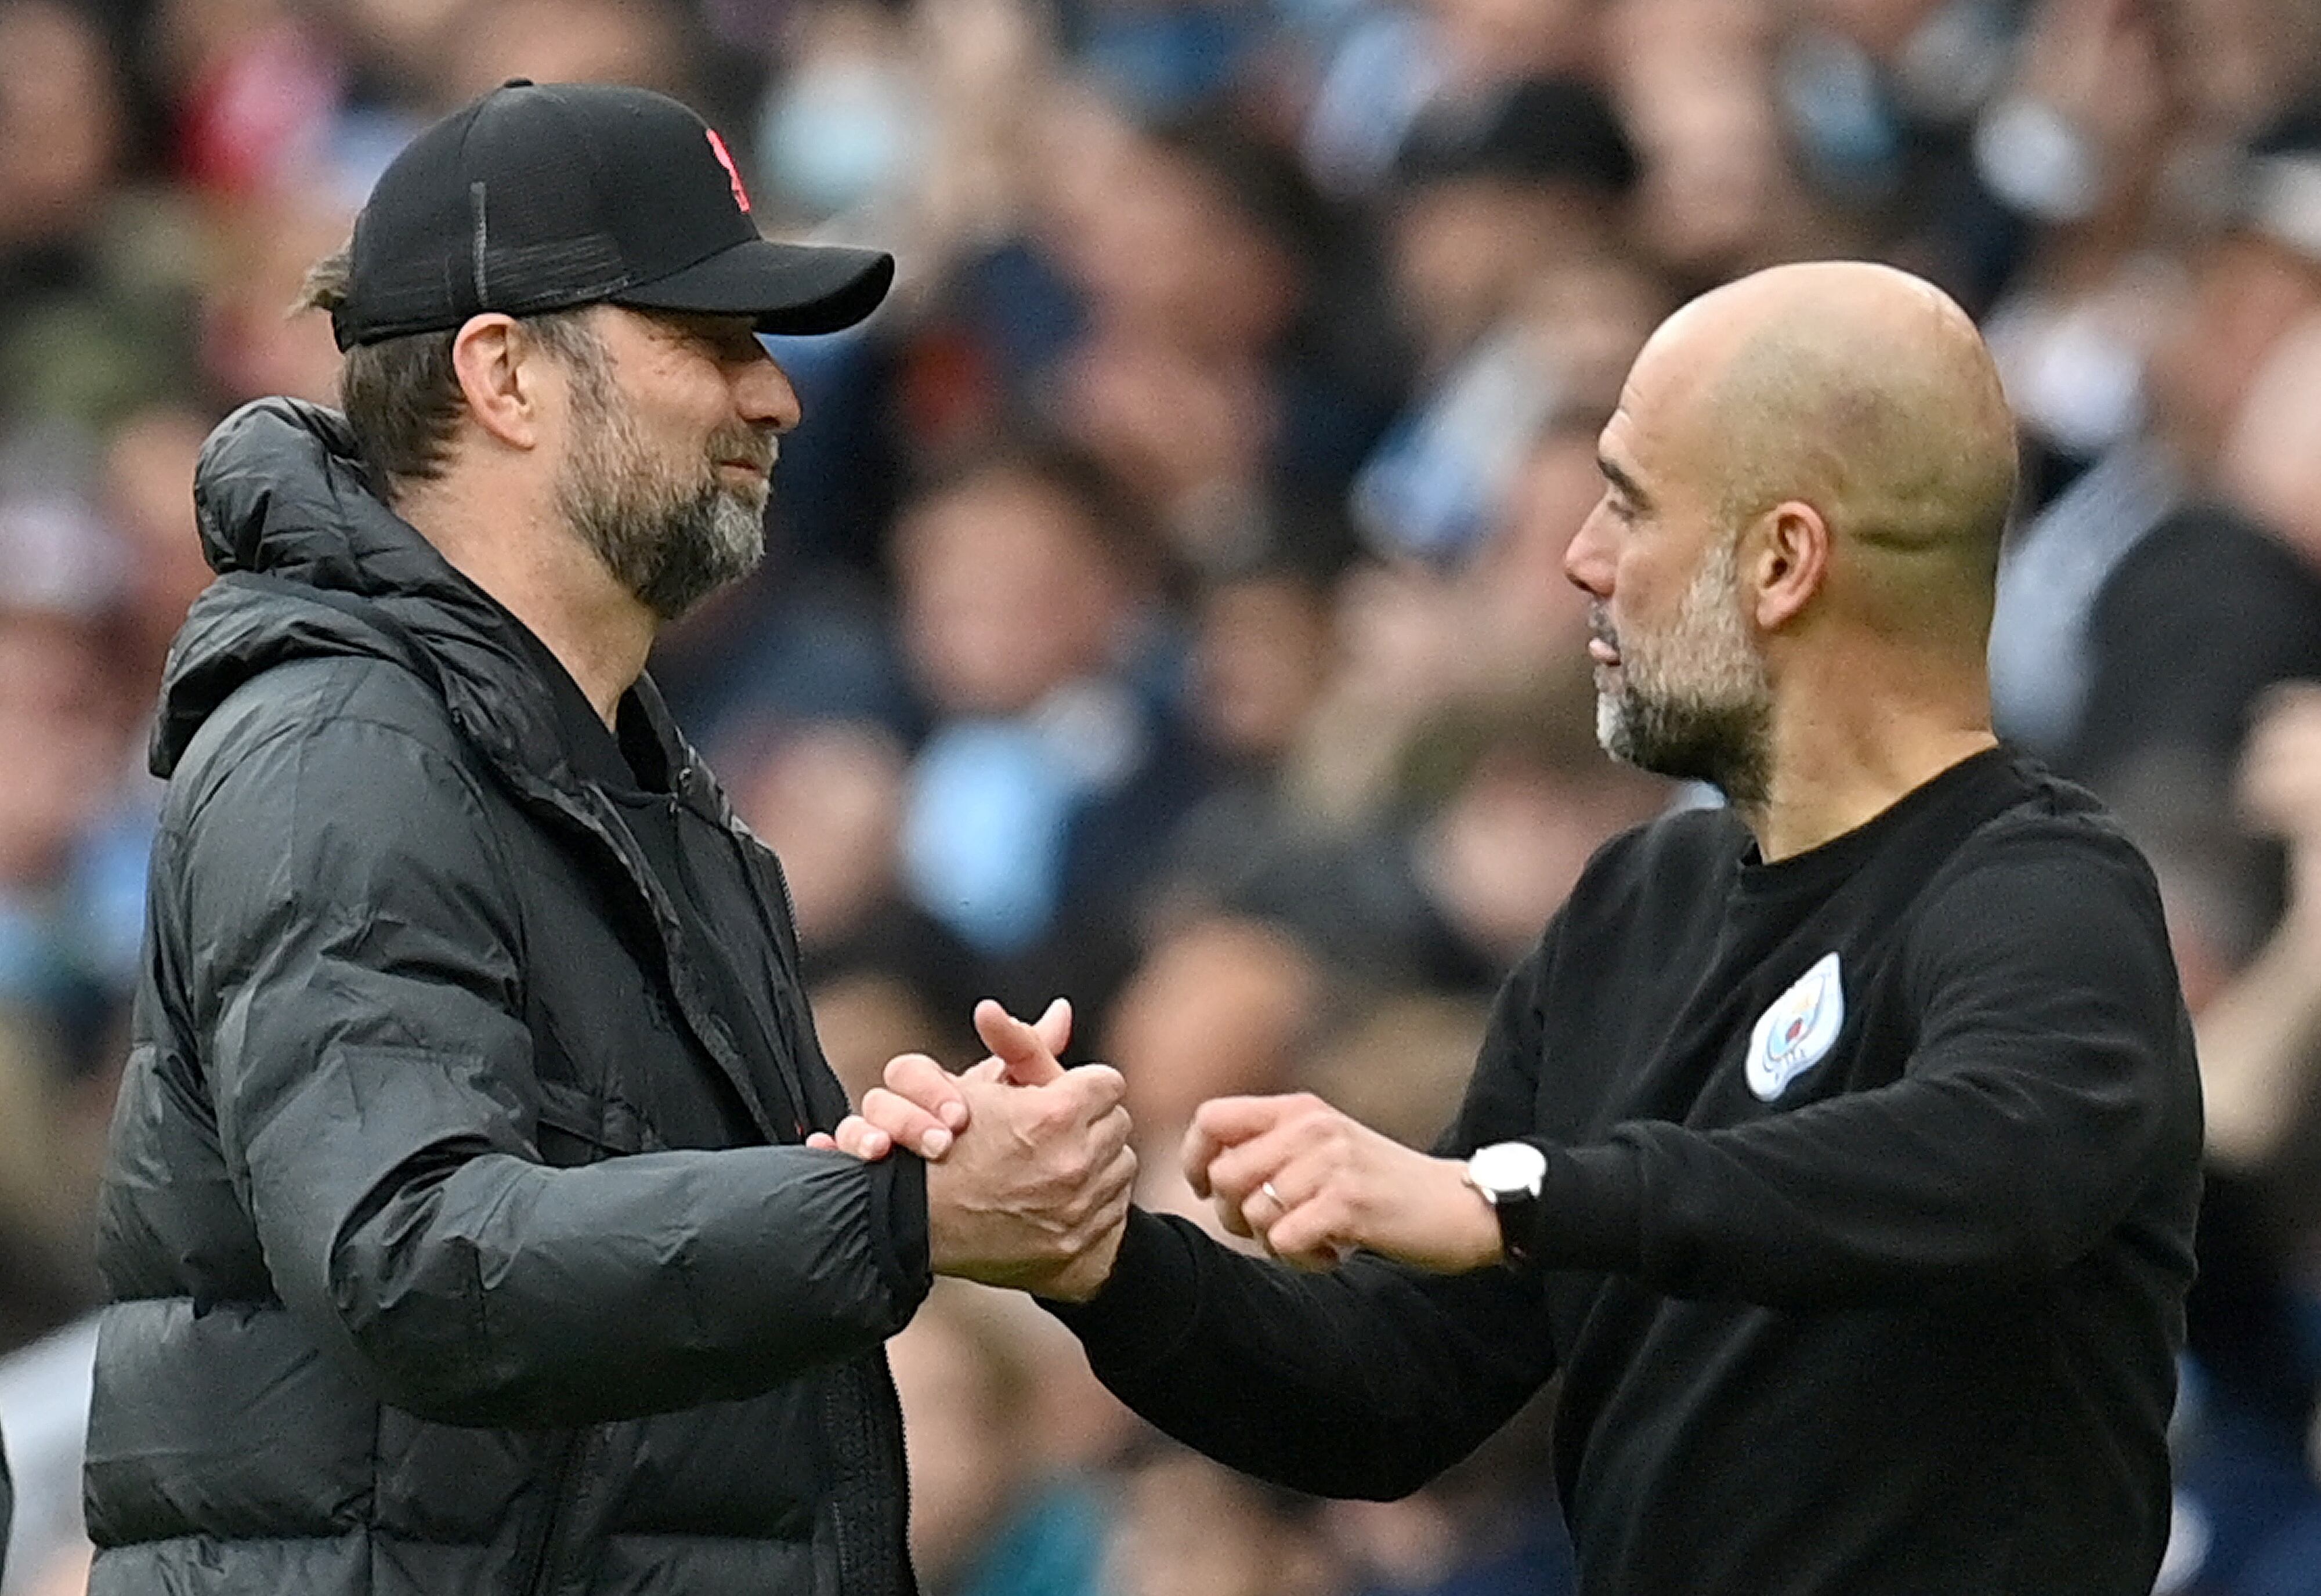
[808,998,1508,1303]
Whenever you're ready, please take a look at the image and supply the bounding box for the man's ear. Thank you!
[447,314,543,451]
[1751,500,1830,632]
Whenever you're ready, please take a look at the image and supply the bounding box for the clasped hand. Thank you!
[812,998,1134,1301]
[823,1004,1503,1282]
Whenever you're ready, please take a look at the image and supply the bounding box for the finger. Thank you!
[1266,1203,1354,1272]
[1232,1178,1281,1241]
[1090,1103,1134,1170]
[1248,1159,1347,1269]
[1190,1094,1304,1153]
[883,1052,972,1132]
[1032,997,1073,1059]
[1092,1143,1138,1215]
[831,1115,892,1161]
[975,998,1066,1086]
[805,1131,836,1151]
[1213,1186,1256,1239]
[1204,1117,1326,1214]
[861,1087,952,1159]
[1058,1062,1126,1118]
[1183,1094,1302,1197]
[1106,1138,1138,1190]
[1182,1119,1222,1199]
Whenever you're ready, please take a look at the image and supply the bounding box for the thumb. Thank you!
[975,998,1065,1085]
[1032,997,1073,1059]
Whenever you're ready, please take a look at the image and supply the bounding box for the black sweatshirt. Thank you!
[1053,749,2202,1595]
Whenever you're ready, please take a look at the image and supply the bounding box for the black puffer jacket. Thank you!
[86,399,930,1595]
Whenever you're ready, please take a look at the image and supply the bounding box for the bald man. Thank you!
[845,263,2204,1595]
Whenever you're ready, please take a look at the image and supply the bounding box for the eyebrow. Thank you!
[1599,455,1652,511]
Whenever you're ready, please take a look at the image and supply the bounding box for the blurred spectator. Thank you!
[2202,682,2321,1179]
[1407,691,1667,976]
[891,448,1209,1008]
[1995,104,2321,806]
[1608,0,1815,284]
[1351,79,1637,568]
[151,0,343,197]
[0,0,190,435]
[1103,1443,1344,1596]
[0,3,123,263]
[0,1313,97,1595]
[886,1280,1110,1596]
[0,496,132,1355]
[1102,913,1320,1226]
[0,497,132,1008]
[759,0,928,227]
[97,403,214,694]
[1032,109,1404,574]
[197,180,358,405]
[438,0,692,110]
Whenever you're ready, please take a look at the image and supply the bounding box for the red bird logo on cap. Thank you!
[705,128,752,215]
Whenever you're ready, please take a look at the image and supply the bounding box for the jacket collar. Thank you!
[162,396,705,803]
[162,397,793,1142]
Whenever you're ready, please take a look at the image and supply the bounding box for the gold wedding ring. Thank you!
[1260,1179,1284,1208]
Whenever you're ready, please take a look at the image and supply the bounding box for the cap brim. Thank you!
[615,239,895,335]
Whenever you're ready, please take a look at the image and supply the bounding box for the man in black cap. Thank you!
[82,80,1134,1596]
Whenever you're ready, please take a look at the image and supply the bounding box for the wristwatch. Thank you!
[1465,1140,1548,1267]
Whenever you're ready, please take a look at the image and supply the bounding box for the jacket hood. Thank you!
[158,399,575,780]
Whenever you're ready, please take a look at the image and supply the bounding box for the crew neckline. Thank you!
[1731,746,2016,905]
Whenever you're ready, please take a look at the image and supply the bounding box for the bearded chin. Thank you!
[625,486,766,620]
[1592,540,1773,806]
[560,462,767,622]
[1598,680,1771,807]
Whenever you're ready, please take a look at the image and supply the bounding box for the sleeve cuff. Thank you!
[1040,1207,1203,1375]
[865,1152,933,1317]
[1532,1137,1644,1272]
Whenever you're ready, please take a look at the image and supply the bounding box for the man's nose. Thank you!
[737,348,804,432]
[1565,502,1614,599]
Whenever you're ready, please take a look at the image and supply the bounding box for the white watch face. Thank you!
[1467,1141,1547,1201]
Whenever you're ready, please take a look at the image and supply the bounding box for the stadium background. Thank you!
[3,0,2321,1590]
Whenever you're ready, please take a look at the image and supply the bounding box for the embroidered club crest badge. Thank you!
[1747,951,1844,1102]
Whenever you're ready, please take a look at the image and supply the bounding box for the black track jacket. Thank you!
[1056,748,2203,1595]
[86,399,931,1595]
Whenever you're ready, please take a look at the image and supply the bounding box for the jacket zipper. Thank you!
[823,1360,913,1596]
[728,829,822,1136]
[515,1429,584,1596]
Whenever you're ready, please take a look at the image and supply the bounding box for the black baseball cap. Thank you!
[330,79,895,351]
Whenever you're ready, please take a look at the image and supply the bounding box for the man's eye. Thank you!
[713,329,765,362]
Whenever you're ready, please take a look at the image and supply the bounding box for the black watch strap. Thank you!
[1492,1189,1540,1268]
[1466,1141,1548,1270]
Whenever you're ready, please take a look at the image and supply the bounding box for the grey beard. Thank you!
[1593,540,1773,807]
[555,383,768,621]
[1597,678,1771,808]
[575,480,764,621]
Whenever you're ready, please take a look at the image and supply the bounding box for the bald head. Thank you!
[1632,262,2018,643]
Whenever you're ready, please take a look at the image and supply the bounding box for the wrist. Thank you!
[1462,1139,1546,1270]
[1441,1158,1506,1271]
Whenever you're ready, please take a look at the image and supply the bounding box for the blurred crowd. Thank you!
[5,0,2321,1591]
